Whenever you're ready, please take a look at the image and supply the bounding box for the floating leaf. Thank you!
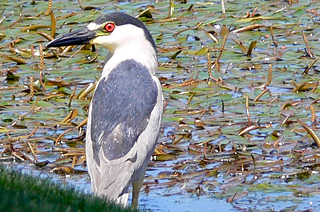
[298,119,320,148]
[62,109,78,123]
[195,47,209,56]
[50,11,56,38]
[247,41,257,57]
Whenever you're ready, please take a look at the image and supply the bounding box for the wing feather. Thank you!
[90,59,158,163]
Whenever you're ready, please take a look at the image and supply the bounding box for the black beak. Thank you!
[46,27,96,48]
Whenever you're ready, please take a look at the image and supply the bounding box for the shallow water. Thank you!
[1,0,320,211]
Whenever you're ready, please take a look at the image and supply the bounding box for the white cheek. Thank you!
[90,24,158,77]
[92,36,111,46]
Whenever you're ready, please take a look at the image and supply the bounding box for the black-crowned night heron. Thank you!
[47,12,163,208]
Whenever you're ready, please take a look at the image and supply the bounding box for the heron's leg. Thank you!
[131,171,146,208]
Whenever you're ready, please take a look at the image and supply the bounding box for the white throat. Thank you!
[102,41,157,78]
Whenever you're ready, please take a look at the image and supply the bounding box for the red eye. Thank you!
[104,22,115,32]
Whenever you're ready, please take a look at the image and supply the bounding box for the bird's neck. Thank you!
[101,42,157,78]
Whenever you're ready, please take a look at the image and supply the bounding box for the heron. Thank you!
[47,12,163,208]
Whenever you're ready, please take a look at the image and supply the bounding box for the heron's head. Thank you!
[47,12,156,55]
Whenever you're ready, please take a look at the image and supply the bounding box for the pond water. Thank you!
[1,0,320,211]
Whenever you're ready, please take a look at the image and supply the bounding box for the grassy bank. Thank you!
[0,166,137,212]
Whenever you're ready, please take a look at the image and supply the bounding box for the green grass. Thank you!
[0,166,137,212]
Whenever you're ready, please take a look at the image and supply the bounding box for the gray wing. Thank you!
[90,59,158,165]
